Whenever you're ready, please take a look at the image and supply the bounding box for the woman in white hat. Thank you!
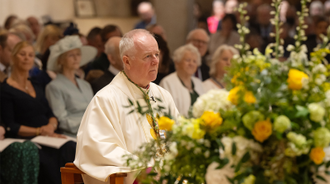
[45,35,96,137]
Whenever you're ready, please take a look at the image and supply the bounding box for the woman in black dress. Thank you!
[0,41,76,184]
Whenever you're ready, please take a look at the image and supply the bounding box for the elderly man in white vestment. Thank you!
[74,29,179,184]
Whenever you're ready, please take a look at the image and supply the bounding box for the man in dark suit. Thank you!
[186,28,210,81]
[248,4,273,52]
[304,16,330,62]
[91,37,123,94]
[0,33,22,82]
[91,25,122,71]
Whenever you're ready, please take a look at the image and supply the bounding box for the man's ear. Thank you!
[122,55,131,70]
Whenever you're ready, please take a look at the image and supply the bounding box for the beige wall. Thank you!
[74,17,139,36]
[0,0,195,51]
[0,0,139,35]
[154,0,194,53]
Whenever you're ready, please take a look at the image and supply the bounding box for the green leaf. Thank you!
[232,142,237,156]
[226,176,235,184]
[155,97,162,102]
[325,171,330,175]
[295,105,309,118]
[235,161,242,172]
[216,158,229,169]
[273,181,285,184]
[128,98,134,105]
[148,172,158,176]
[275,132,283,140]
[128,109,135,114]
[241,152,250,163]
[326,160,330,168]
[316,175,327,182]
[216,139,225,150]
[137,101,142,113]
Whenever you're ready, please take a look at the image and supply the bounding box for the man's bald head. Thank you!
[105,36,123,71]
[0,33,22,67]
[26,16,41,38]
[119,29,154,59]
[120,29,159,87]
[186,28,210,57]
[137,2,155,23]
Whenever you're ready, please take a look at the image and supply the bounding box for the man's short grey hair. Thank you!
[105,38,116,55]
[209,45,238,77]
[119,29,154,59]
[173,44,201,67]
[138,2,153,12]
[186,28,210,42]
[310,0,324,15]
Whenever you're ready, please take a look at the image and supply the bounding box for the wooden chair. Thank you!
[61,163,127,184]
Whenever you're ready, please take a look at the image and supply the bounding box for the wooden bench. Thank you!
[60,163,127,184]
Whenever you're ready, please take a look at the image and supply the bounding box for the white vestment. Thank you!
[159,72,205,116]
[74,72,179,184]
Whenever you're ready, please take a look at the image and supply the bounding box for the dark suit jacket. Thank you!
[304,35,330,63]
[91,52,110,72]
[91,70,115,94]
[194,56,210,81]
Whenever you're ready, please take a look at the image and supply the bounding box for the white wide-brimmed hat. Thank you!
[47,35,97,71]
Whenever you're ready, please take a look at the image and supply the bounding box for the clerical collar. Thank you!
[0,62,6,72]
[108,65,120,75]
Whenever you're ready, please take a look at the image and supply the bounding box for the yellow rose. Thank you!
[200,111,223,129]
[252,119,272,143]
[244,91,257,104]
[158,116,175,131]
[310,147,325,165]
[287,69,309,90]
[228,86,241,105]
[231,73,243,86]
[228,87,256,105]
[186,119,206,139]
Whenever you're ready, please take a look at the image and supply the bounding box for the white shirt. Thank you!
[159,72,205,116]
[74,72,179,184]
[109,65,120,75]
[203,78,222,92]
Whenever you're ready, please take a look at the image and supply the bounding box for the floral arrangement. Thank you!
[124,0,330,183]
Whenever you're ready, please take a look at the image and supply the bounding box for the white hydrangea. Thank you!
[192,89,233,118]
[324,91,330,107]
[312,64,327,73]
[205,162,234,184]
[219,136,263,165]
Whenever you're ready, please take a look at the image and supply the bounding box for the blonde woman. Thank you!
[45,35,96,137]
[35,24,62,58]
[203,44,238,92]
[0,41,76,184]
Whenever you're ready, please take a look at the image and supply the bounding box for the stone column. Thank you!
[154,0,195,53]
